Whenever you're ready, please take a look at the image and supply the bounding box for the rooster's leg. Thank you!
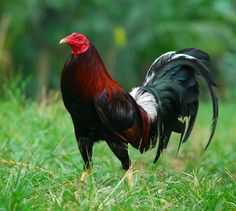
[106,141,133,186]
[78,138,94,183]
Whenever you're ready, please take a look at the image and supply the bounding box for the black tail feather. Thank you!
[142,48,218,163]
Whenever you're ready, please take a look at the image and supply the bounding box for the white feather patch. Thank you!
[130,87,158,122]
[172,53,196,60]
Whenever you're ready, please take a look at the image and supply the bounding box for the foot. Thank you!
[125,167,133,186]
[80,168,90,183]
[75,168,91,199]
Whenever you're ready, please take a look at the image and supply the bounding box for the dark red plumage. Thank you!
[59,33,218,183]
[60,33,150,175]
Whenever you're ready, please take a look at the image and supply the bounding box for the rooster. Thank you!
[59,33,218,184]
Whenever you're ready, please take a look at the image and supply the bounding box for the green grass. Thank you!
[0,93,235,210]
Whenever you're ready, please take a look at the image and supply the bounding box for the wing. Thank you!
[93,89,145,149]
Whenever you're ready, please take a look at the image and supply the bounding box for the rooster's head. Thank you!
[59,33,90,55]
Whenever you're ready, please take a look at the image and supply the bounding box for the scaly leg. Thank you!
[106,141,133,186]
[77,138,94,183]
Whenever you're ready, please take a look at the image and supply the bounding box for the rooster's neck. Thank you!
[64,46,121,100]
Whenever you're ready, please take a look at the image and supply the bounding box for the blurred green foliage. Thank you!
[0,0,236,100]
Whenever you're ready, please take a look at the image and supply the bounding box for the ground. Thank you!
[0,93,235,210]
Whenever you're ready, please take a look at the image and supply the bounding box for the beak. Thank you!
[59,38,68,45]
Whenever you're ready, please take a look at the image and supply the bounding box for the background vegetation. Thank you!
[0,0,236,100]
[0,0,236,210]
[0,87,235,210]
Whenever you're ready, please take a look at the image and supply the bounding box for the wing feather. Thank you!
[93,89,145,149]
